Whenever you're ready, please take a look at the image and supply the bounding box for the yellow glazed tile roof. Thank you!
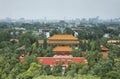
[100,45,109,50]
[107,40,120,44]
[53,46,72,52]
[48,34,78,40]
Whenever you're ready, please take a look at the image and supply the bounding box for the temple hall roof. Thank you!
[53,46,72,52]
[107,40,120,44]
[48,34,78,40]
[100,45,109,51]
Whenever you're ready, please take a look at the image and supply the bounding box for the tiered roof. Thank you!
[53,46,72,52]
[47,34,79,45]
[100,45,109,56]
[48,34,78,40]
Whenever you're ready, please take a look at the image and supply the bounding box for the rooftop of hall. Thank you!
[53,46,72,52]
[48,34,78,40]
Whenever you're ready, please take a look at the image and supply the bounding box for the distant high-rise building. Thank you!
[46,32,50,38]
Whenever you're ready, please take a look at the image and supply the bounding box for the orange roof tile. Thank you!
[48,34,78,40]
[53,46,72,52]
[107,40,120,44]
[100,45,109,50]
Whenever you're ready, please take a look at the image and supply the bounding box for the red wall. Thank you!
[37,57,87,66]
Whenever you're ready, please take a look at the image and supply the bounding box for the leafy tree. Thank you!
[101,71,120,79]
[52,64,62,76]
[72,49,82,57]
[0,31,11,42]
[63,27,74,35]
[19,32,39,47]
[43,39,47,49]
[41,65,52,75]
[50,29,61,36]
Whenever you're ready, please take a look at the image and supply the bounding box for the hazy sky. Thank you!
[0,0,120,19]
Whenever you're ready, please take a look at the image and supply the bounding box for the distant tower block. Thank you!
[46,32,50,38]
[74,31,78,37]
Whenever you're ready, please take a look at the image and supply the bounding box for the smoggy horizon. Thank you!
[0,0,120,20]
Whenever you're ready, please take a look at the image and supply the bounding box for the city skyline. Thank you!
[0,0,120,20]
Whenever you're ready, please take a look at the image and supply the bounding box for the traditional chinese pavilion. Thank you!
[100,45,109,56]
[47,34,79,45]
[19,34,87,67]
[37,34,87,67]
